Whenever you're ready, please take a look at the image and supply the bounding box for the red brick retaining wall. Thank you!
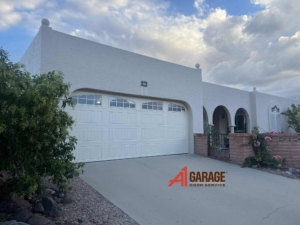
[266,134,300,168]
[229,133,300,168]
[194,134,208,156]
[229,133,254,165]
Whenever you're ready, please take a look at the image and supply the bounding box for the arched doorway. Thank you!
[213,106,231,134]
[234,108,249,133]
[203,106,209,124]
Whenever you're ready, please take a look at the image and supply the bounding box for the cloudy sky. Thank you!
[1,0,300,99]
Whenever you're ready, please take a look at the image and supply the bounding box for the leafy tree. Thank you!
[281,104,300,133]
[0,48,84,197]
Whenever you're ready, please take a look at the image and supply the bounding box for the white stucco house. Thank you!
[20,19,298,162]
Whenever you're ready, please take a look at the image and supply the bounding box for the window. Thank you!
[110,97,135,108]
[269,105,281,132]
[168,103,185,112]
[72,94,101,105]
[142,102,163,110]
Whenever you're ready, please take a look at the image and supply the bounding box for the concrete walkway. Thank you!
[80,154,300,225]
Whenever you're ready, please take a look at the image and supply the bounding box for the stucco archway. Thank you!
[234,108,250,133]
[203,107,209,125]
[212,106,231,134]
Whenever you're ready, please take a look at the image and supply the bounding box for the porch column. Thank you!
[228,125,236,133]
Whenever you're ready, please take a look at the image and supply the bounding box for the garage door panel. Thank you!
[142,113,164,125]
[109,111,136,124]
[167,115,187,126]
[75,110,102,124]
[109,128,136,140]
[72,128,102,141]
[102,144,138,160]
[141,143,160,156]
[165,141,187,154]
[142,128,164,140]
[74,145,102,162]
[167,129,188,140]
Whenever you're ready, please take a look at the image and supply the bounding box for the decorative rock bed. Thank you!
[0,176,138,225]
[0,187,62,225]
[254,167,300,180]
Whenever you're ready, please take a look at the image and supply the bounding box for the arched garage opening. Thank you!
[66,89,191,162]
[213,106,231,134]
[234,108,250,133]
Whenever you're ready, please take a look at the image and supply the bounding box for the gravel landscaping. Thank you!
[51,177,139,225]
[208,156,300,180]
[253,167,300,180]
[0,173,138,225]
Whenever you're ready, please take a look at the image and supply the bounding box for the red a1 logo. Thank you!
[168,166,188,187]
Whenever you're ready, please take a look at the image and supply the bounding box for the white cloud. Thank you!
[0,0,45,30]
[1,0,300,99]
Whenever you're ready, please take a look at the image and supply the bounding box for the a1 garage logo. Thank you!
[168,166,227,187]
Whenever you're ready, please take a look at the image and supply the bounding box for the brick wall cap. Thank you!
[194,133,207,137]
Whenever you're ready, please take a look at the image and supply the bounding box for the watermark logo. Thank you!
[169,166,227,187]
[168,166,188,187]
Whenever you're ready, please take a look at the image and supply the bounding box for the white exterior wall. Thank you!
[19,23,299,157]
[202,82,252,130]
[20,24,204,153]
[20,30,42,75]
[253,91,298,133]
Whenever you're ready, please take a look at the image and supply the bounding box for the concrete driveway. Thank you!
[80,154,300,225]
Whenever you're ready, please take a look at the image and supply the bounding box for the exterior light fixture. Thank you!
[141,81,148,87]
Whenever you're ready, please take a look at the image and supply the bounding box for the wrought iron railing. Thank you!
[208,133,230,158]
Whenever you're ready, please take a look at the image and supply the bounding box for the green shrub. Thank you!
[0,48,84,197]
[281,104,300,133]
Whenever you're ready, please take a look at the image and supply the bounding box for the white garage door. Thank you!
[66,91,189,162]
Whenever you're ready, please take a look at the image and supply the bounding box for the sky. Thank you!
[0,0,300,100]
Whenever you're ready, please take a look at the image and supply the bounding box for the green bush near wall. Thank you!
[0,48,84,197]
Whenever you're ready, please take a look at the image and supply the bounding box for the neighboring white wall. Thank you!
[202,82,252,130]
[19,29,42,75]
[254,91,298,133]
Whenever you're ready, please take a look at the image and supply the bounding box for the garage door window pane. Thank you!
[87,99,94,104]
[71,94,102,106]
[72,96,77,103]
[110,96,135,109]
[78,98,86,104]
[142,102,163,111]
[168,103,185,112]
[87,95,94,99]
